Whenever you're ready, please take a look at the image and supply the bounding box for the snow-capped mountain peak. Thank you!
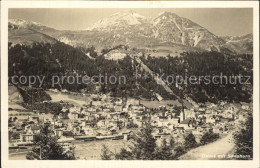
[9,18,56,32]
[9,19,44,28]
[87,10,147,30]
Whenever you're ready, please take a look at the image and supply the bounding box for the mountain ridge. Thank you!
[8,11,253,55]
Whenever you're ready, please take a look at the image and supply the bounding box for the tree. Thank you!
[10,132,20,140]
[131,122,157,159]
[100,144,113,160]
[184,133,197,150]
[154,139,173,160]
[200,132,219,145]
[173,146,185,159]
[115,148,133,160]
[126,122,138,129]
[26,124,75,160]
[113,121,157,160]
[233,114,253,159]
[169,136,175,149]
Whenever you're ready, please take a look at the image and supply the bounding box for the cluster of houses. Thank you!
[9,94,252,148]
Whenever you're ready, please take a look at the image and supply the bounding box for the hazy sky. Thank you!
[9,8,253,36]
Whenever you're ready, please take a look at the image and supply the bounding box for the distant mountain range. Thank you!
[8,11,253,56]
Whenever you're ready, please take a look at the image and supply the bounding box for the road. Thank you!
[179,133,235,160]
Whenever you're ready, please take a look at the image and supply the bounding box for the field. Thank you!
[74,139,130,160]
[141,100,181,108]
[46,91,91,106]
[9,139,129,160]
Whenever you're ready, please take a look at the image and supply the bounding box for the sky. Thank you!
[9,8,253,36]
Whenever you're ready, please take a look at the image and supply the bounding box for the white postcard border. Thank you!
[1,1,259,168]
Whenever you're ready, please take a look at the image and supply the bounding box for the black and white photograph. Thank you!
[1,1,259,168]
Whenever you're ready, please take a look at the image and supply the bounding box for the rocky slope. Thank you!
[221,33,253,54]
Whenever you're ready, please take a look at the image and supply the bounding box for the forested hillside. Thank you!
[140,52,252,103]
[8,42,174,100]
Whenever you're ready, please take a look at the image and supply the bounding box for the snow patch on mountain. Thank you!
[87,10,147,31]
[9,19,44,27]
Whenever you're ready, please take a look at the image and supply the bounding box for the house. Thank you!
[68,112,79,120]
[97,120,107,128]
[131,106,145,113]
[110,128,118,135]
[121,131,132,141]
[180,109,196,122]
[20,132,34,142]
[115,99,123,106]
[80,109,88,115]
[55,129,63,137]
[61,107,69,113]
[69,107,81,113]
[133,119,145,128]
[103,108,111,113]
[169,118,180,125]
[127,98,140,106]
[29,116,40,124]
[222,112,234,120]
[223,103,237,113]
[196,126,206,132]
[192,129,202,135]
[81,120,88,127]
[88,107,98,113]
[30,125,40,134]
[108,121,120,128]
[241,102,250,110]
[92,101,102,106]
[198,107,206,113]
[72,126,81,135]
[212,127,221,134]
[24,124,40,134]
[179,119,195,130]
[58,112,69,119]
[114,105,123,112]
[94,113,101,119]
[158,117,169,127]
[206,117,216,124]
[56,121,63,127]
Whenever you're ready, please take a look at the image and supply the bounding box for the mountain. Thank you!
[8,28,57,46]
[8,19,58,45]
[221,33,253,54]
[8,11,253,55]
[84,11,226,52]
[83,11,253,54]
[8,18,201,56]
[151,12,225,51]
[9,19,57,33]
[87,10,148,31]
